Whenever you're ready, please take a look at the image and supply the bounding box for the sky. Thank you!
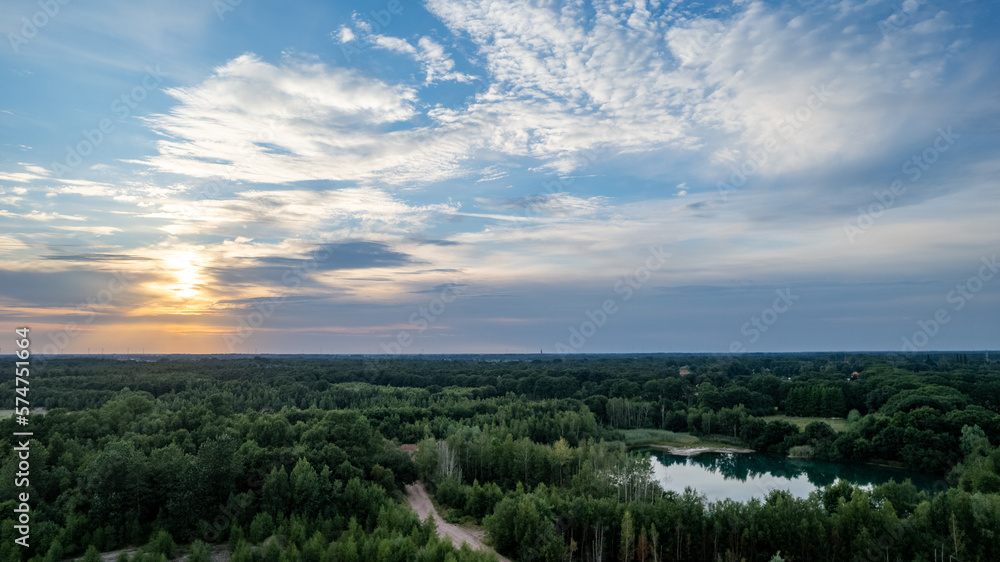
[1,0,998,355]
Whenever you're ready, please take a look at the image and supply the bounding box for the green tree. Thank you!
[847,409,862,426]
[301,531,327,562]
[291,458,322,517]
[621,510,634,562]
[262,466,291,516]
[960,425,991,457]
[188,540,212,562]
[485,493,561,561]
[82,440,152,537]
[82,545,102,562]
[43,537,64,562]
[249,512,275,543]
[230,539,254,562]
[414,437,439,481]
[465,480,503,520]
[146,529,174,558]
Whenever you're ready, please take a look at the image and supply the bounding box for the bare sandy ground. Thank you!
[406,481,510,562]
[86,544,230,561]
[651,444,754,456]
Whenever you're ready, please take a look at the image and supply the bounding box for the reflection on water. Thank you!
[648,450,937,503]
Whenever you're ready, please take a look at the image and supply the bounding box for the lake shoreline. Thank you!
[650,444,755,456]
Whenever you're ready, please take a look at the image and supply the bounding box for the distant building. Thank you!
[679,366,691,376]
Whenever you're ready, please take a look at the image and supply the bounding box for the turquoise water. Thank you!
[648,450,940,503]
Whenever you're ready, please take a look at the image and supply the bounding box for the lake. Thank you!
[648,450,939,503]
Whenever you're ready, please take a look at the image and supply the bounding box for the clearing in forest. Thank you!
[760,415,849,432]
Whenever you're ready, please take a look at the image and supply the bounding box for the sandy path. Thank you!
[406,481,511,562]
[89,544,231,561]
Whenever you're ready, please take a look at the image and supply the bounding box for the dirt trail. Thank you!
[87,544,230,561]
[406,481,511,562]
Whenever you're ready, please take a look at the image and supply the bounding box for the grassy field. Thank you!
[760,415,849,432]
[620,418,849,450]
[619,429,744,449]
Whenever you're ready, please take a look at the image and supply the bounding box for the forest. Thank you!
[2,352,999,561]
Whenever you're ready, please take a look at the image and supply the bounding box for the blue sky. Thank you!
[1,0,998,354]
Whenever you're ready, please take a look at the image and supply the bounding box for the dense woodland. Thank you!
[2,353,999,561]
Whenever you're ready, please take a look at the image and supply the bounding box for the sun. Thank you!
[163,250,205,300]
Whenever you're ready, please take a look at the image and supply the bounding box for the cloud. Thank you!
[133,0,991,193]
[334,25,356,43]
[42,253,146,262]
[140,53,481,184]
[140,187,459,238]
[416,37,476,84]
[410,237,461,247]
[370,34,417,55]
[257,241,416,270]
[475,192,610,217]
[476,165,509,182]
[0,169,47,183]
[199,240,419,293]
[0,210,86,221]
[0,268,151,310]
[50,226,124,236]
[365,33,474,85]
[422,0,990,183]
[0,236,28,252]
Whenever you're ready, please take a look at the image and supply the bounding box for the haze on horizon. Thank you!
[1,0,998,355]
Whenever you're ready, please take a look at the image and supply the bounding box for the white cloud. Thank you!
[134,1,982,190]
[334,25,356,43]
[475,192,610,218]
[52,226,123,236]
[416,37,475,84]
[0,210,86,221]
[366,33,475,84]
[52,180,120,198]
[371,34,417,55]
[421,0,979,181]
[140,187,459,239]
[0,170,46,183]
[0,235,28,252]
[140,53,482,184]
[476,165,509,182]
